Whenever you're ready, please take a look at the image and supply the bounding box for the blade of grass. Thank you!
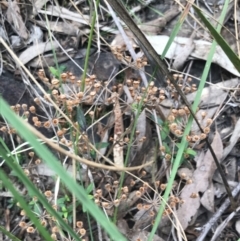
[0,139,82,241]
[0,97,127,241]
[161,0,194,59]
[0,225,22,241]
[81,0,101,91]
[0,156,54,241]
[193,4,240,73]
[148,1,231,239]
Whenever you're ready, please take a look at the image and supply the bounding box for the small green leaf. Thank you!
[86,183,94,193]
[194,5,240,73]
[95,142,109,150]
[77,106,87,131]
[185,148,196,157]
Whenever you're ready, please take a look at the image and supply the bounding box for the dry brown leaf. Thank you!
[176,131,223,229]
[35,20,80,36]
[19,41,59,64]
[113,93,124,167]
[172,36,195,70]
[6,0,28,40]
[200,182,215,212]
[117,219,165,241]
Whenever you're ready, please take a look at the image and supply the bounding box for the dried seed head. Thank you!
[122,186,129,194]
[51,78,59,86]
[178,109,185,116]
[204,127,210,134]
[29,106,36,113]
[190,193,199,198]
[43,121,51,129]
[52,89,59,96]
[21,104,28,111]
[200,133,207,140]
[113,199,120,207]
[201,111,207,118]
[33,98,40,106]
[121,194,127,201]
[171,109,178,116]
[113,181,119,188]
[105,183,112,192]
[159,145,166,153]
[70,75,76,83]
[32,116,38,123]
[102,202,111,209]
[160,184,166,190]
[186,179,193,184]
[19,221,27,228]
[159,95,165,101]
[174,129,183,136]
[137,203,143,210]
[52,226,59,233]
[28,151,35,157]
[23,111,30,118]
[173,74,178,80]
[76,221,83,228]
[60,73,68,82]
[169,123,177,130]
[165,154,171,161]
[143,204,151,210]
[191,135,200,142]
[52,119,59,126]
[136,190,142,197]
[136,96,142,102]
[79,228,86,236]
[35,159,41,165]
[96,189,102,197]
[186,135,192,142]
[44,94,51,101]
[27,227,35,233]
[0,126,7,133]
[206,118,213,126]
[44,190,52,198]
[34,121,42,127]
[41,219,47,227]
[20,210,26,216]
[130,179,135,187]
[180,173,187,179]
[89,111,94,118]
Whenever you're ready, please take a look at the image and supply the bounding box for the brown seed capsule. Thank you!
[29,106,36,114]
[204,127,210,134]
[61,73,68,82]
[190,193,199,198]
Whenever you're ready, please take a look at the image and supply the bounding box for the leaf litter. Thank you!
[1,0,240,240]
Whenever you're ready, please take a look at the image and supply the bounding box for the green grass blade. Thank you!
[0,159,54,241]
[161,2,193,59]
[0,97,127,241]
[0,142,81,241]
[148,1,231,240]
[0,225,22,241]
[193,5,240,73]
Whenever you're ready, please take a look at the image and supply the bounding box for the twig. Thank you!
[196,182,240,241]
[105,1,148,87]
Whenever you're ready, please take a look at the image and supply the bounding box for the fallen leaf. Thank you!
[176,131,223,229]
[113,93,124,167]
[147,35,240,77]
[6,0,28,40]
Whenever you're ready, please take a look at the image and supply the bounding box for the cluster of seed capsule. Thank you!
[18,191,87,240]
[167,107,213,142]
[111,45,148,69]
[166,74,197,97]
